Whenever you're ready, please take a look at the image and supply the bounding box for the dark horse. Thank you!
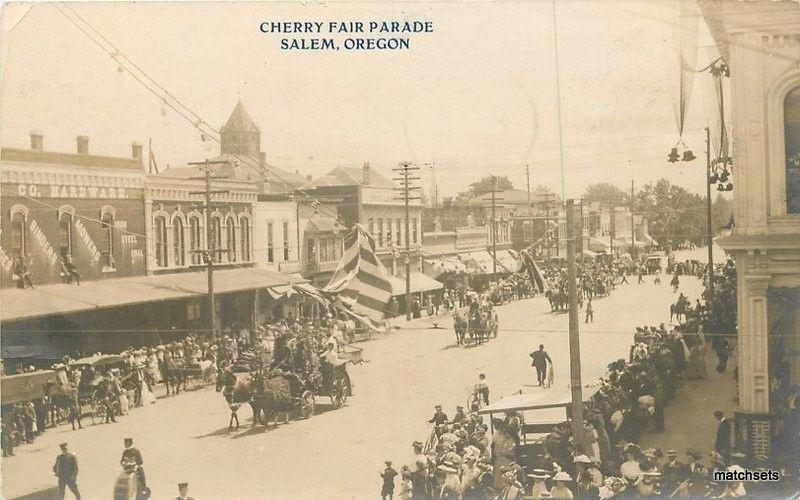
[546,289,568,313]
[670,300,687,324]
[222,370,299,428]
[159,354,187,396]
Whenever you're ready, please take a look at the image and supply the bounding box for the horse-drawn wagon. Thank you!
[222,341,354,427]
[453,306,498,347]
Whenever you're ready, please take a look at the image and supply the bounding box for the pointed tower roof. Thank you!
[222,101,259,133]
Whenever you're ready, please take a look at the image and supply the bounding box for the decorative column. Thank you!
[735,272,772,461]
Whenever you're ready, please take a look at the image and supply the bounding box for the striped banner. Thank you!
[323,224,392,321]
[519,249,548,293]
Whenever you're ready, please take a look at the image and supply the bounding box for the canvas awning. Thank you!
[1,268,307,323]
[387,273,443,295]
[459,251,495,274]
[581,249,598,258]
[478,384,602,415]
[426,256,468,275]
[494,249,521,273]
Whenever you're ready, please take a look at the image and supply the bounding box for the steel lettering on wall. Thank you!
[29,219,58,265]
[15,184,137,199]
[74,219,101,262]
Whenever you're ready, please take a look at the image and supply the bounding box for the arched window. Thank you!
[785,86,800,214]
[210,215,222,257]
[189,216,201,265]
[154,216,168,267]
[10,208,27,258]
[225,216,237,262]
[58,211,74,259]
[174,217,185,266]
[240,217,250,261]
[101,210,115,269]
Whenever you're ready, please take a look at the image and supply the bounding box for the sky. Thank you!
[0,1,726,200]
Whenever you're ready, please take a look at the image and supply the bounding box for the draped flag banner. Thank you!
[323,224,393,321]
[519,249,548,294]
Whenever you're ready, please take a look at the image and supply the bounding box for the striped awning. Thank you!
[323,224,392,321]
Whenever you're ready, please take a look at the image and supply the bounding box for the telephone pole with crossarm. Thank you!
[188,159,229,337]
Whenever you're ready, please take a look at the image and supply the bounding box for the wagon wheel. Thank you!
[330,373,350,408]
[299,390,316,419]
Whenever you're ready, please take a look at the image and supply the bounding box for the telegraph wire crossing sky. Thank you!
[1,1,724,199]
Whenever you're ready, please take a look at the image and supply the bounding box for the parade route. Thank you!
[2,278,703,500]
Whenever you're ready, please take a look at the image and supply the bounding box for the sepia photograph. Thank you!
[0,0,799,498]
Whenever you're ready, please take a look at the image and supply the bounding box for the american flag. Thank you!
[323,224,393,321]
[519,249,548,293]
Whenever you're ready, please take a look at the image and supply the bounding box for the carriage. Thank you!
[224,350,354,427]
[61,354,127,424]
[453,307,498,346]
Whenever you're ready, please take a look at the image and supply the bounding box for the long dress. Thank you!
[492,432,516,488]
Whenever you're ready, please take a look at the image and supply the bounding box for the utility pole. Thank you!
[610,205,615,256]
[393,162,421,321]
[705,127,715,298]
[630,180,636,259]
[526,165,532,246]
[188,159,229,338]
[578,199,584,265]
[566,200,585,452]
[491,177,498,279]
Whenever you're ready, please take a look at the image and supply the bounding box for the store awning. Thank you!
[459,251,495,274]
[581,249,598,258]
[1,268,307,323]
[495,249,521,273]
[387,273,444,295]
[426,256,468,275]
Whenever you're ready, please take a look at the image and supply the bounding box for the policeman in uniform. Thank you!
[120,438,148,494]
[176,482,194,500]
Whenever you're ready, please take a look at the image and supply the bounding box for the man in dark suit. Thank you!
[714,410,732,463]
[120,437,148,493]
[53,442,80,499]
[529,344,552,386]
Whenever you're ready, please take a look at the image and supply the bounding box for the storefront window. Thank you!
[210,216,222,255]
[282,221,290,261]
[189,216,201,265]
[59,212,73,259]
[240,217,250,261]
[225,216,237,262]
[267,221,274,263]
[11,210,26,257]
[785,86,800,214]
[154,216,168,267]
[396,218,402,245]
[174,217,185,266]
[101,211,115,270]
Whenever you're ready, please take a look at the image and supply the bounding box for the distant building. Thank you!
[306,163,425,278]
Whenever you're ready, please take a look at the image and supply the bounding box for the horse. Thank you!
[159,354,186,396]
[453,310,468,345]
[670,301,687,324]
[223,370,297,428]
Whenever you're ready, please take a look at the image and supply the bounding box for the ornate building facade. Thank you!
[701,0,800,460]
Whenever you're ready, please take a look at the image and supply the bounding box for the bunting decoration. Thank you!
[519,249,548,294]
[323,224,393,321]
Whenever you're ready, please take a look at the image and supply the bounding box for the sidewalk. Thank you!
[640,349,738,456]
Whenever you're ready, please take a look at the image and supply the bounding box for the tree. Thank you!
[458,176,514,199]
[635,179,706,249]
[582,183,628,207]
[711,194,733,232]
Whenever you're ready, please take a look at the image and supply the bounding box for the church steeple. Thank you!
[220,100,261,157]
